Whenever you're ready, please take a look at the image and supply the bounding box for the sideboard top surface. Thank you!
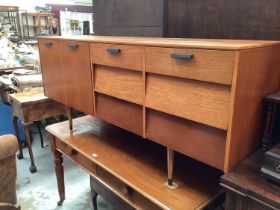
[38,35,280,50]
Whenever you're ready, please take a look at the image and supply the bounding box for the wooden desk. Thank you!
[9,90,65,173]
[46,116,224,210]
[220,150,280,210]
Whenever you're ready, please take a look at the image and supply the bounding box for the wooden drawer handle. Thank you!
[171,53,193,60]
[106,48,121,54]
[44,42,52,47]
[68,44,79,49]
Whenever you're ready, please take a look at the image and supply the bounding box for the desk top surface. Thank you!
[46,115,223,210]
[9,89,48,104]
[38,35,280,50]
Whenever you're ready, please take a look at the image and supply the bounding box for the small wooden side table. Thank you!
[220,149,280,210]
[9,90,65,173]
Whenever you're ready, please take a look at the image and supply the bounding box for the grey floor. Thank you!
[16,125,113,210]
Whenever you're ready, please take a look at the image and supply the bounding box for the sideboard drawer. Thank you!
[146,109,226,170]
[96,94,143,136]
[95,65,143,105]
[145,47,235,85]
[96,166,162,210]
[91,43,143,71]
[145,74,231,130]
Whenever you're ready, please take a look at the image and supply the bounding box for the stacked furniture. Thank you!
[38,36,280,185]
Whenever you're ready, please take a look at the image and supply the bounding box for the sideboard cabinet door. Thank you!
[38,39,66,104]
[61,41,94,115]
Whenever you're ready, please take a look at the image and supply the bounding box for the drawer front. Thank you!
[91,43,144,71]
[95,65,143,105]
[55,140,97,175]
[96,166,162,210]
[145,74,231,130]
[96,94,143,136]
[145,47,235,85]
[146,109,226,170]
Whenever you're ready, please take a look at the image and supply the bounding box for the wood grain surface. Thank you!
[145,47,235,85]
[145,74,231,130]
[94,65,143,105]
[91,43,144,71]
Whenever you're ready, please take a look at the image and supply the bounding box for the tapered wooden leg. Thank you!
[12,116,23,159]
[165,148,178,189]
[23,124,37,173]
[54,148,65,206]
[91,190,98,210]
[66,107,73,131]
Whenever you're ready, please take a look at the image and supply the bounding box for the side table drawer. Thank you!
[95,166,162,210]
[55,140,97,175]
[145,46,235,85]
[91,43,144,71]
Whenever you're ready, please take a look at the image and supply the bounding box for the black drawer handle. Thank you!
[44,42,52,47]
[171,53,193,60]
[106,48,121,54]
[68,44,79,49]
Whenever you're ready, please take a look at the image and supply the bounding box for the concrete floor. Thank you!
[16,125,113,210]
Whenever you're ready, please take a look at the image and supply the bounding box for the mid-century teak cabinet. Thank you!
[38,36,280,173]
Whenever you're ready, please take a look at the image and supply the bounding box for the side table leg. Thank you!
[91,190,98,210]
[35,121,44,148]
[12,116,23,159]
[66,107,73,131]
[23,124,37,173]
[54,149,65,206]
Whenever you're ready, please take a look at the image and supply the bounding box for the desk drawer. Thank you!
[55,140,97,175]
[96,93,143,136]
[145,74,231,130]
[145,47,235,85]
[146,109,226,170]
[91,43,143,71]
[96,166,162,210]
[95,65,143,105]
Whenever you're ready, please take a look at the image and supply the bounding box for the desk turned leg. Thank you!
[23,125,37,173]
[165,148,178,189]
[66,107,73,132]
[91,190,98,210]
[53,149,65,206]
[12,116,23,159]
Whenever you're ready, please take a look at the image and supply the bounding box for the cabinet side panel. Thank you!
[225,45,280,172]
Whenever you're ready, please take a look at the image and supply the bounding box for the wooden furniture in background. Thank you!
[47,116,224,210]
[262,90,280,149]
[38,36,280,186]
[0,6,21,39]
[21,12,52,40]
[220,149,280,210]
[9,90,65,173]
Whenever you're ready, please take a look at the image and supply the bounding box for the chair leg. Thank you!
[36,121,44,148]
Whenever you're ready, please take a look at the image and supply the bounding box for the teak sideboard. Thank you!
[38,36,280,176]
